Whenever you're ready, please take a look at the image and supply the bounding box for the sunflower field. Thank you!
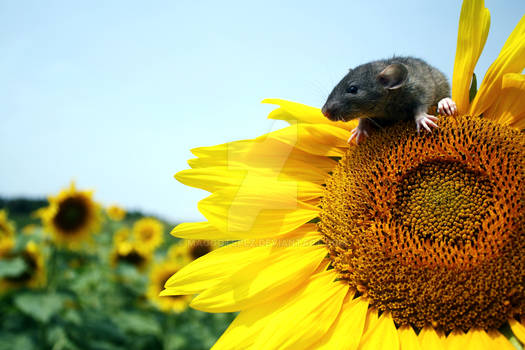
[0,189,235,350]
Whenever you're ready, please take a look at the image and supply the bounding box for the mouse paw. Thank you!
[348,125,369,144]
[437,97,457,116]
[415,113,439,134]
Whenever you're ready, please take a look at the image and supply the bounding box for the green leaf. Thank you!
[113,311,161,335]
[0,334,36,350]
[469,72,478,103]
[0,257,27,278]
[14,292,66,323]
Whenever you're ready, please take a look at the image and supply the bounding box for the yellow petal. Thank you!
[170,222,231,240]
[175,167,247,193]
[177,166,324,203]
[418,327,446,350]
[263,98,357,131]
[267,123,350,157]
[162,241,274,295]
[211,291,295,350]
[485,73,525,129]
[188,133,336,183]
[198,188,318,239]
[190,243,327,312]
[445,329,471,349]
[470,15,525,117]
[464,329,512,350]
[251,270,349,349]
[312,294,369,350]
[398,326,422,350]
[510,318,525,345]
[452,0,490,114]
[357,311,399,350]
[486,330,517,350]
[163,226,321,294]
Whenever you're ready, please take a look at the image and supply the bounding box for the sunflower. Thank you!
[0,210,15,256]
[0,241,46,291]
[39,182,101,248]
[110,240,152,271]
[106,204,126,221]
[162,1,524,348]
[147,259,190,313]
[132,217,164,252]
[168,239,220,264]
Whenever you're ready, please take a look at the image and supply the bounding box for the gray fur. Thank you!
[322,56,450,127]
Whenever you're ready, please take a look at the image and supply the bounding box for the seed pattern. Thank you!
[318,115,524,332]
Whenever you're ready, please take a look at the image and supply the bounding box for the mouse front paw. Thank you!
[437,97,457,116]
[348,125,369,144]
[415,113,439,133]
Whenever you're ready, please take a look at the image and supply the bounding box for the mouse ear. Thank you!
[377,63,408,90]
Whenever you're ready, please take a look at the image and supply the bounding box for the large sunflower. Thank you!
[147,259,190,313]
[0,241,46,291]
[0,210,15,256]
[163,1,525,348]
[39,182,101,248]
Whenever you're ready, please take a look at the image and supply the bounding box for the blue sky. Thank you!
[0,0,523,222]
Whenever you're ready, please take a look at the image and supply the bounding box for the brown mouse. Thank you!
[321,56,457,143]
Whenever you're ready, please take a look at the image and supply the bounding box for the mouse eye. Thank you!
[346,85,358,94]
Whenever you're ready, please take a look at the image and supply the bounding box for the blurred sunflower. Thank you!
[133,217,164,252]
[168,239,220,264]
[0,210,15,256]
[147,259,190,313]
[0,241,46,291]
[113,227,131,245]
[110,240,151,271]
[106,204,126,221]
[162,0,525,348]
[39,182,101,249]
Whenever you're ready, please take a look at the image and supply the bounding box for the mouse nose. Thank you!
[321,105,331,118]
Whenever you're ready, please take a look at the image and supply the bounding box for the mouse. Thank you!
[321,56,457,144]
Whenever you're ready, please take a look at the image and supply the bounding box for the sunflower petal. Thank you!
[487,330,517,350]
[198,189,318,239]
[398,326,422,350]
[267,123,351,157]
[312,294,369,350]
[509,318,525,345]
[357,311,399,350]
[470,14,525,117]
[170,222,231,240]
[263,98,356,131]
[250,270,349,349]
[417,327,446,350]
[188,134,336,183]
[190,243,327,312]
[465,329,513,350]
[452,0,490,114]
[445,330,471,349]
[210,292,294,350]
[485,73,525,129]
[162,241,273,295]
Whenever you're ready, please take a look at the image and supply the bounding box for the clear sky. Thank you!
[0,0,523,222]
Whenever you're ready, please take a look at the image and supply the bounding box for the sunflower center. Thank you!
[392,161,493,246]
[53,197,88,232]
[119,250,145,267]
[318,116,524,333]
[4,252,37,284]
[190,242,212,260]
